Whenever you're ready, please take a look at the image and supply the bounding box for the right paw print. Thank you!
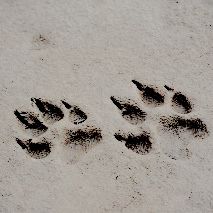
[14,98,102,161]
[111,80,209,160]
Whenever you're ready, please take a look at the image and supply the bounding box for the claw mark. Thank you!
[61,100,72,109]
[61,100,87,124]
[110,96,147,125]
[16,138,51,159]
[171,92,193,114]
[160,116,208,138]
[14,110,48,132]
[132,80,165,106]
[31,98,64,122]
[110,96,123,110]
[164,85,174,91]
[114,131,153,154]
[65,127,102,150]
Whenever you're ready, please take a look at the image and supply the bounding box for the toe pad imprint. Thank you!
[114,132,153,154]
[16,138,51,159]
[171,92,193,114]
[62,101,87,124]
[110,96,147,125]
[132,80,165,106]
[160,116,208,138]
[31,98,64,122]
[14,110,48,133]
[65,127,102,150]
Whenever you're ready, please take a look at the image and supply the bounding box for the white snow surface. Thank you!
[0,0,213,212]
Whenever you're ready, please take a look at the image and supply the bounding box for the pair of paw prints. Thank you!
[14,98,102,159]
[111,80,208,159]
[14,80,208,161]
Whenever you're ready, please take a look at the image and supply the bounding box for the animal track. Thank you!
[111,80,208,159]
[14,98,102,160]
[13,82,208,161]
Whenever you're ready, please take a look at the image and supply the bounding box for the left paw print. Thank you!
[14,98,102,162]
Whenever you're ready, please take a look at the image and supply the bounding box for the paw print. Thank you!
[14,98,102,161]
[111,80,208,160]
